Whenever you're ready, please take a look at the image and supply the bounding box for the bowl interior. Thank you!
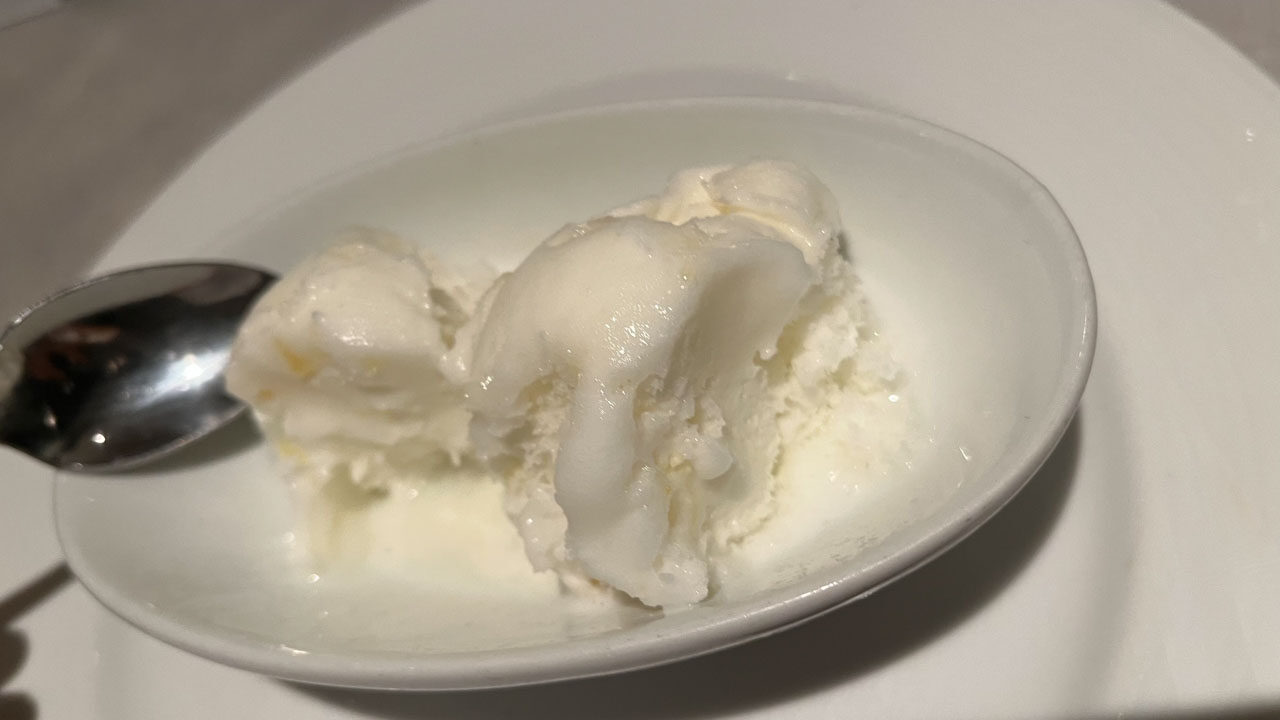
[54,99,1092,689]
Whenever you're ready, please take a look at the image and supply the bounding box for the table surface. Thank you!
[1,1,1278,718]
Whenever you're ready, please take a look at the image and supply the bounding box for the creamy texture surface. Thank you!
[226,161,906,609]
[224,230,488,487]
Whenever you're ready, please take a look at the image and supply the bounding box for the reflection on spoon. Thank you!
[0,263,275,472]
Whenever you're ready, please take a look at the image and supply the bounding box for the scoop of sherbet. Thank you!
[455,160,879,608]
[457,214,814,607]
[225,229,487,490]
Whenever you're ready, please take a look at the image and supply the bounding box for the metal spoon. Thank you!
[0,263,275,472]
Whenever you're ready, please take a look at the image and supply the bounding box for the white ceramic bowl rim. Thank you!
[55,96,1097,690]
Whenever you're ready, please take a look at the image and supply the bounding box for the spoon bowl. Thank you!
[0,263,275,471]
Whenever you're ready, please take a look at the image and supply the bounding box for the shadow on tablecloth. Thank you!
[0,563,71,720]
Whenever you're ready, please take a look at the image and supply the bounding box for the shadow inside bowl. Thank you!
[289,416,1082,718]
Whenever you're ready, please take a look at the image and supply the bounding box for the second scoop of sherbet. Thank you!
[455,160,884,607]
[458,215,813,606]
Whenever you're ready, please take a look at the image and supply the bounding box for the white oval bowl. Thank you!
[54,98,1096,690]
